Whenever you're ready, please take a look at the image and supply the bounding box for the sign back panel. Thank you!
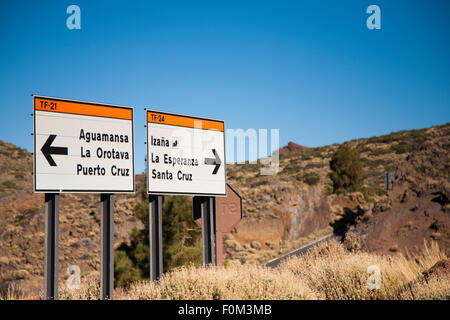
[146,110,226,196]
[33,95,135,193]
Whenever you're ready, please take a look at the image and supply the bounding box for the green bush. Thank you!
[22,205,41,217]
[388,129,429,155]
[361,158,387,169]
[310,147,327,159]
[301,155,312,161]
[369,148,392,157]
[114,182,202,287]
[297,172,320,186]
[328,143,364,194]
[236,162,261,173]
[114,251,141,288]
[1,180,16,189]
[324,183,334,195]
[304,162,324,170]
[366,131,403,144]
[356,146,372,154]
[251,178,269,187]
[390,142,413,154]
[384,163,397,172]
[281,162,302,175]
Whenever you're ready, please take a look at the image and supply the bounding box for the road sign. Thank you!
[384,171,395,191]
[193,184,242,229]
[33,95,135,193]
[215,184,242,233]
[193,184,242,266]
[146,110,226,196]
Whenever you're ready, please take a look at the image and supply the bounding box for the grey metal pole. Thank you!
[149,195,163,281]
[201,197,216,267]
[44,193,59,300]
[384,172,388,191]
[100,194,114,300]
[209,197,216,266]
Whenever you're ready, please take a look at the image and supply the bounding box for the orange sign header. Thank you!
[34,96,133,120]
[147,111,224,132]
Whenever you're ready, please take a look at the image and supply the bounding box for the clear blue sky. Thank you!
[1,0,449,173]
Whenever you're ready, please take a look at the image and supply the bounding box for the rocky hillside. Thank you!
[343,131,449,254]
[224,123,449,263]
[279,142,309,155]
[0,122,448,296]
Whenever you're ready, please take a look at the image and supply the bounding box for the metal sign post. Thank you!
[34,95,135,300]
[213,185,242,266]
[199,196,215,266]
[146,109,226,277]
[194,184,242,266]
[100,194,114,299]
[385,171,395,191]
[149,195,163,281]
[44,193,59,300]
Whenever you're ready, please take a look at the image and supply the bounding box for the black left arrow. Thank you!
[41,134,68,167]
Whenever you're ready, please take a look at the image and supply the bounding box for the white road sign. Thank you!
[33,95,135,193]
[146,110,226,196]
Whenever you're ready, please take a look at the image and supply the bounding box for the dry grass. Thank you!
[278,240,448,299]
[112,239,448,300]
[5,240,448,300]
[116,264,316,300]
[0,283,25,300]
[58,274,101,300]
[397,276,450,300]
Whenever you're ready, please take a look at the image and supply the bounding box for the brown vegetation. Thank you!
[29,240,447,300]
